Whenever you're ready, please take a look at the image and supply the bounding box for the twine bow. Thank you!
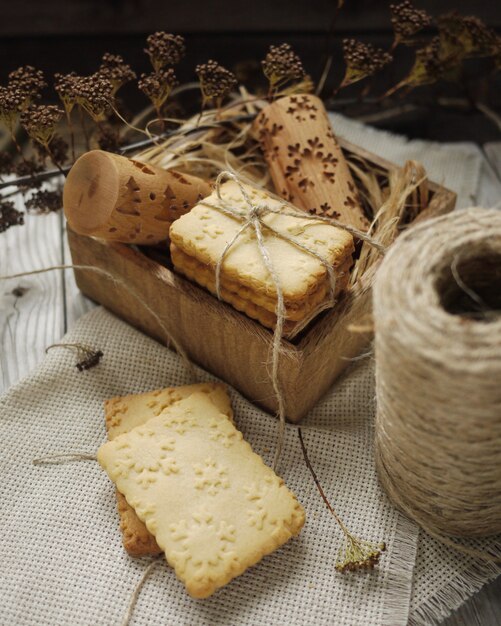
[200,170,385,469]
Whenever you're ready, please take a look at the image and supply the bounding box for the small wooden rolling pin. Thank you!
[253,94,369,231]
[63,150,211,244]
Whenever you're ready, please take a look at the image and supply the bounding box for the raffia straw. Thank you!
[350,160,429,286]
[374,208,501,558]
[199,171,385,469]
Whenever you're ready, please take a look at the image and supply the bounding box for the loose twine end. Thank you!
[33,453,97,466]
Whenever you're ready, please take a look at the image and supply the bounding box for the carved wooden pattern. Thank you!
[253,95,369,231]
[64,150,212,245]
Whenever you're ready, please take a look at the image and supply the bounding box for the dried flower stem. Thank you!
[78,107,90,151]
[298,427,385,572]
[46,342,103,370]
[44,143,67,178]
[66,111,76,162]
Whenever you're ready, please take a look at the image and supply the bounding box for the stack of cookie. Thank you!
[98,383,305,598]
[169,180,354,337]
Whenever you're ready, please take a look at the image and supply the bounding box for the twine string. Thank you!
[373,207,501,555]
[33,453,97,465]
[0,265,197,382]
[200,170,385,469]
[121,559,162,626]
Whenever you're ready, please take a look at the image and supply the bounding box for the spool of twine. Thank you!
[374,207,501,538]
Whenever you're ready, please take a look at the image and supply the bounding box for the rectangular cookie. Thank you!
[105,383,233,556]
[169,180,354,330]
[98,391,305,598]
[171,243,352,335]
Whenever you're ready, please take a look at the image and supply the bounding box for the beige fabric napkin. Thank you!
[0,307,416,626]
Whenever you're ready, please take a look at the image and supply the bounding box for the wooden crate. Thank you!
[67,139,456,421]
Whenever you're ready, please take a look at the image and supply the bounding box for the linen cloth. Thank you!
[0,308,414,626]
[1,114,500,626]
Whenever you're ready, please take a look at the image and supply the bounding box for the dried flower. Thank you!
[145,32,185,72]
[8,66,46,104]
[0,199,24,233]
[0,151,14,177]
[298,428,385,574]
[385,36,455,97]
[74,73,114,122]
[77,349,103,371]
[99,53,136,94]
[138,69,178,116]
[262,43,305,93]
[25,189,62,214]
[35,134,69,166]
[0,85,26,133]
[438,13,498,61]
[336,537,386,573]
[54,72,80,115]
[21,104,64,147]
[14,157,44,190]
[341,39,393,88]
[196,60,237,108]
[96,122,123,153]
[46,343,104,371]
[390,1,432,46]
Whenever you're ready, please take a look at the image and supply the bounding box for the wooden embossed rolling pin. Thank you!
[63,150,211,244]
[253,94,369,231]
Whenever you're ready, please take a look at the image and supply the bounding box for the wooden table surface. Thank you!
[1,143,500,626]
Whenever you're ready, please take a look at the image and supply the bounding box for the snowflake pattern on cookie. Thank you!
[170,509,238,581]
[193,458,230,495]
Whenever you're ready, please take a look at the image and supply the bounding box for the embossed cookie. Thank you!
[169,180,354,331]
[98,392,305,598]
[105,383,233,556]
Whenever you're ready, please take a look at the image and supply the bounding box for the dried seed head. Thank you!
[0,151,13,176]
[411,37,450,84]
[438,12,498,59]
[138,68,179,113]
[99,53,137,94]
[14,156,43,183]
[35,134,69,165]
[74,74,114,122]
[196,60,237,106]
[262,43,305,90]
[0,85,26,131]
[20,104,64,146]
[96,122,123,153]
[0,199,24,233]
[8,65,46,102]
[341,39,393,87]
[390,1,432,45]
[0,66,46,132]
[54,72,80,114]
[25,189,62,214]
[385,35,455,97]
[336,538,386,573]
[145,32,186,71]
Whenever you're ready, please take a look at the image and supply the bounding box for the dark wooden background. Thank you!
[1,0,500,143]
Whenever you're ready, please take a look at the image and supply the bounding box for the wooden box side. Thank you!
[68,228,306,419]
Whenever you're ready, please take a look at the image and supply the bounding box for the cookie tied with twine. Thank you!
[170,171,384,469]
[374,207,501,539]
